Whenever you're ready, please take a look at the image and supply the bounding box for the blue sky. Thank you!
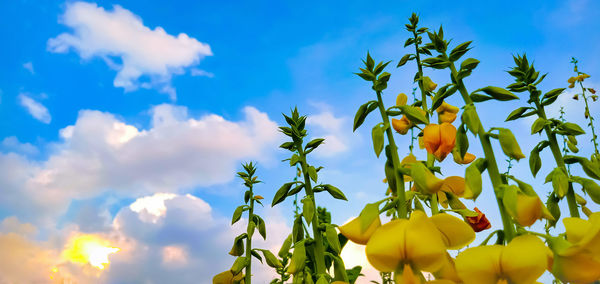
[0,0,599,282]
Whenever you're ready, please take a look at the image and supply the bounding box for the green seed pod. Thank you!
[567,135,577,145]
[286,241,306,275]
[498,128,525,160]
[567,141,579,153]
[278,234,293,258]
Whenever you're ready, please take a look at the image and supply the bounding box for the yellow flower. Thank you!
[411,163,444,194]
[366,211,473,276]
[397,93,408,106]
[433,253,462,283]
[423,123,456,162]
[455,235,550,284]
[338,215,381,245]
[551,213,600,283]
[504,190,554,227]
[393,116,413,135]
[213,270,244,284]
[452,150,476,164]
[436,102,460,123]
[422,76,438,92]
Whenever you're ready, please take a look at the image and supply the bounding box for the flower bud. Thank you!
[436,101,460,123]
[396,93,408,106]
[465,207,491,232]
[411,162,444,194]
[422,76,438,92]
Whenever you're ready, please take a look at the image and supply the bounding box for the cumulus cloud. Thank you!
[306,104,352,157]
[18,93,51,124]
[1,136,38,156]
[107,193,289,283]
[47,2,212,99]
[0,105,279,224]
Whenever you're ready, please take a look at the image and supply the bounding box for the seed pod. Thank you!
[498,128,525,160]
[286,241,306,275]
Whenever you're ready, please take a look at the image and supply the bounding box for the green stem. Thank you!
[578,80,600,155]
[245,188,254,284]
[533,100,580,217]
[412,30,439,214]
[447,62,516,242]
[295,144,327,275]
[375,91,408,218]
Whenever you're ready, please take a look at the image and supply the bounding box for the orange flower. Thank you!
[423,123,456,162]
[392,116,412,135]
[466,207,491,232]
[436,102,460,124]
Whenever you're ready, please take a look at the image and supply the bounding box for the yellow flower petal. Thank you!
[563,217,591,244]
[515,193,542,227]
[553,250,600,284]
[395,264,423,284]
[441,176,466,196]
[365,219,407,272]
[405,211,447,271]
[430,213,475,250]
[433,253,461,283]
[455,245,502,284]
[501,235,548,284]
[338,215,381,245]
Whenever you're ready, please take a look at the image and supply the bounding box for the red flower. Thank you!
[466,207,491,232]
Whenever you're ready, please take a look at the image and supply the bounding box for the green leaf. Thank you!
[251,249,263,263]
[479,86,519,101]
[456,125,469,159]
[470,93,494,102]
[498,128,525,160]
[449,41,472,62]
[505,107,531,121]
[286,240,306,275]
[324,184,347,201]
[541,88,565,106]
[230,256,249,275]
[400,105,429,124]
[256,215,267,240]
[462,104,481,135]
[232,205,245,225]
[326,225,341,254]
[397,54,413,67]
[288,183,305,196]
[272,182,294,206]
[371,123,386,158]
[564,155,600,180]
[280,141,295,151]
[531,117,547,134]
[547,168,568,198]
[571,176,600,204]
[460,58,480,71]
[258,249,283,268]
[302,196,315,223]
[529,147,542,177]
[229,234,245,256]
[353,101,378,131]
[359,203,379,233]
[305,138,325,152]
[557,122,586,136]
[278,234,293,258]
[308,166,318,182]
[292,216,304,243]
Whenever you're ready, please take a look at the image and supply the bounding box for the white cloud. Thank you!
[190,68,214,78]
[1,136,38,156]
[23,62,34,74]
[18,93,51,124]
[1,105,279,224]
[47,2,212,100]
[306,104,352,157]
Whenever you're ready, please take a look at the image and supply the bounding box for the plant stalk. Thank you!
[375,91,408,218]
[533,100,580,217]
[245,188,254,284]
[448,62,516,242]
[295,145,327,275]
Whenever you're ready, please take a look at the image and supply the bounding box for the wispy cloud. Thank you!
[22,62,34,74]
[18,93,51,124]
[47,2,212,100]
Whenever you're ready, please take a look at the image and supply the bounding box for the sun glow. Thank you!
[62,235,120,270]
